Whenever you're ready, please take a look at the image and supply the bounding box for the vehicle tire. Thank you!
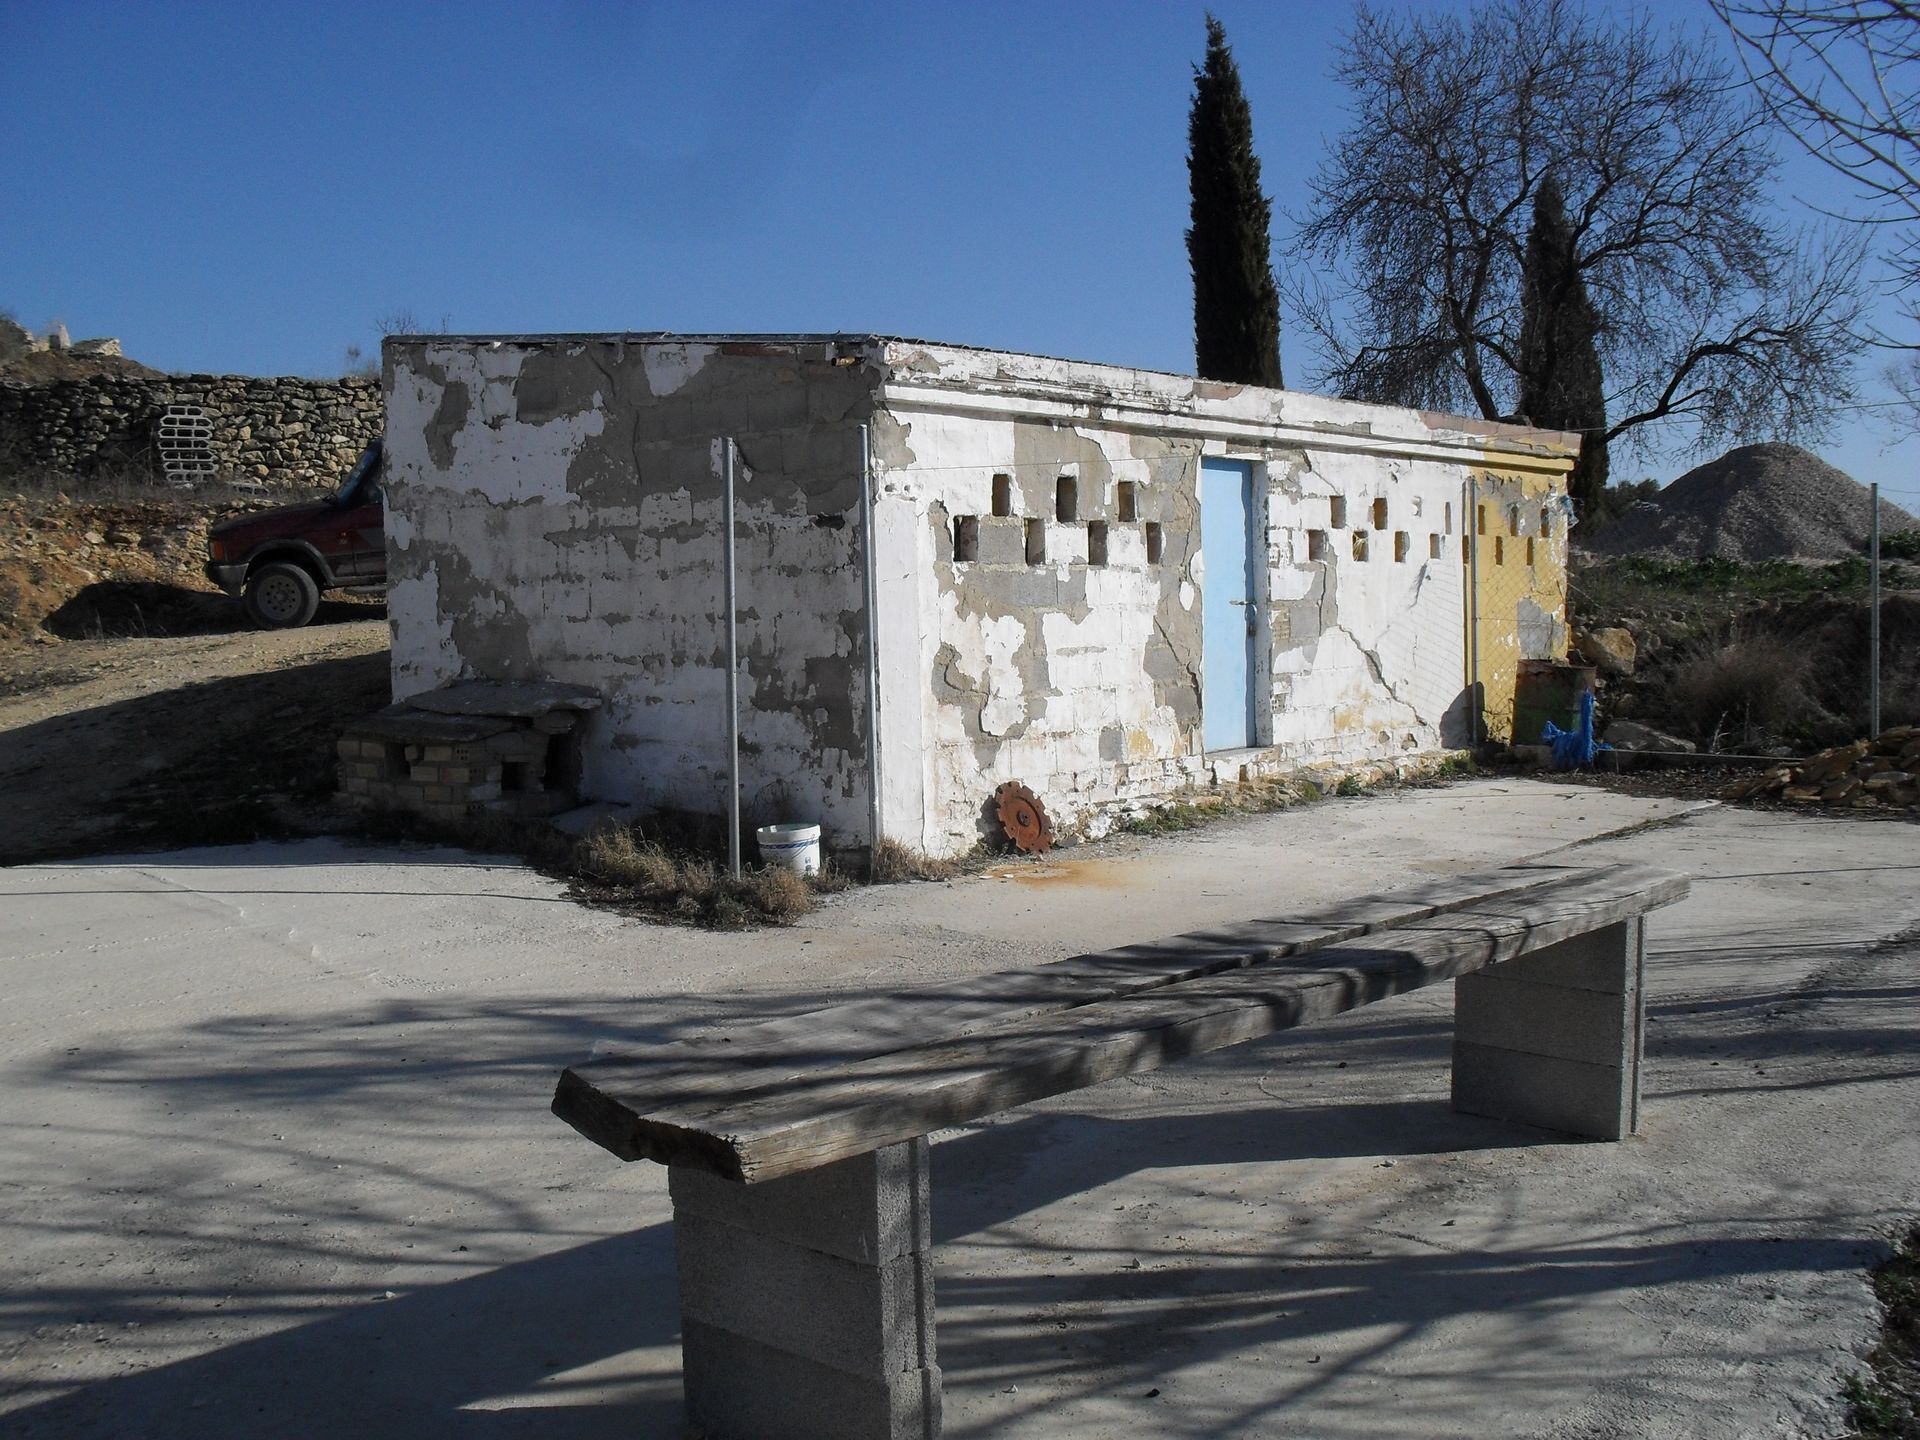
[244,562,321,629]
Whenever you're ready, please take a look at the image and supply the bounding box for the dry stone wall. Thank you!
[0,373,382,491]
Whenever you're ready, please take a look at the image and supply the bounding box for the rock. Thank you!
[1820,777,1862,803]
[1577,627,1638,676]
[1783,785,1822,803]
[1865,770,1912,791]
[1602,720,1694,753]
[1722,770,1788,800]
[1799,742,1867,785]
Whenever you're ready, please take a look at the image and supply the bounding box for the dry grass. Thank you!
[573,820,817,928]
[1663,631,1822,751]
[574,822,681,891]
[869,837,967,883]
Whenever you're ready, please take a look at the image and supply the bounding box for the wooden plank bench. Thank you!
[552,860,1687,1440]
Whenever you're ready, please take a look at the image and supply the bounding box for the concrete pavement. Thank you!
[0,779,1915,1437]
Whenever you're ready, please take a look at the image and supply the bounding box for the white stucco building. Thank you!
[381,334,1576,858]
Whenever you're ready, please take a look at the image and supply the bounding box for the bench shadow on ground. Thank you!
[4,942,1911,1438]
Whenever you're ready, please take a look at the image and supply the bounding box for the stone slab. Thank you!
[346,706,514,745]
[408,679,603,718]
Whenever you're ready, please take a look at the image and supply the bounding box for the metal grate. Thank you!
[156,404,216,488]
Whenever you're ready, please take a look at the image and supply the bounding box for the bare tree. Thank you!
[375,308,452,338]
[1717,2,1920,422]
[1288,0,1865,454]
[1718,2,1920,288]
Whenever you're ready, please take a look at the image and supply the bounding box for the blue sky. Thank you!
[4,0,1917,509]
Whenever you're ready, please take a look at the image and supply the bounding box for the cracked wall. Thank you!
[383,337,882,846]
[871,341,1575,856]
[1264,447,1476,765]
[868,404,1205,853]
[383,333,1573,861]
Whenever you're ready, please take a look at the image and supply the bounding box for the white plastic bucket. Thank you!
[756,822,821,876]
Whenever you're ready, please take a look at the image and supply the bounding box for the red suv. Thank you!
[205,441,386,628]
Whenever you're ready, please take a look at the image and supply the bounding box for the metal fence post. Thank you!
[724,437,742,878]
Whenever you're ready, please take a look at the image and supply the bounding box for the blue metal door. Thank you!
[1201,458,1258,750]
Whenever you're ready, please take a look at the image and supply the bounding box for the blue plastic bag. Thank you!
[1540,689,1610,770]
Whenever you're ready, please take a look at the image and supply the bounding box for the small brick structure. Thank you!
[336,680,602,824]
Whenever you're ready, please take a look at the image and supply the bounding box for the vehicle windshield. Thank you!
[331,441,384,506]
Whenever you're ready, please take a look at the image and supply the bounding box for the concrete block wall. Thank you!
[383,336,882,850]
[379,334,1575,862]
[869,400,1205,855]
[870,340,1575,856]
[1265,446,1476,767]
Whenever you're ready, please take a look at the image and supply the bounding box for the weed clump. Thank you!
[1841,1221,1920,1437]
[869,837,966,883]
[574,821,820,928]
[1663,632,1819,751]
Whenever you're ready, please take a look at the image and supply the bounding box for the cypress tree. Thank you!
[1519,173,1609,510]
[1187,15,1283,388]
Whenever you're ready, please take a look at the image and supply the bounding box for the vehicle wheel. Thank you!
[244,562,321,629]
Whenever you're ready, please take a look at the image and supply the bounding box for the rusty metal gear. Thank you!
[993,780,1055,853]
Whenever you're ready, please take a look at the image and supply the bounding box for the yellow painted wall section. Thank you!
[1468,463,1572,743]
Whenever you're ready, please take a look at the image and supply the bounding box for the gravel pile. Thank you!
[1583,442,1916,561]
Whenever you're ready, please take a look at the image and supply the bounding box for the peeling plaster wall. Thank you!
[868,404,1205,854]
[383,337,881,846]
[383,333,1573,862]
[1469,467,1574,743]
[872,341,1576,857]
[1265,450,1475,766]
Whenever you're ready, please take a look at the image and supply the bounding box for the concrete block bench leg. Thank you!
[1451,918,1646,1140]
[667,1138,941,1440]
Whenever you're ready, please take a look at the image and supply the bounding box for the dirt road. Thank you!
[0,613,389,865]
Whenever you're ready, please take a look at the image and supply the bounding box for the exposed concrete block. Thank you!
[1452,1041,1637,1140]
[671,1139,939,1438]
[669,1141,931,1265]
[1453,972,1633,1069]
[1474,919,1642,993]
[682,1318,941,1440]
[675,1214,933,1375]
[1452,918,1642,1138]
[747,382,811,434]
[977,517,1026,566]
